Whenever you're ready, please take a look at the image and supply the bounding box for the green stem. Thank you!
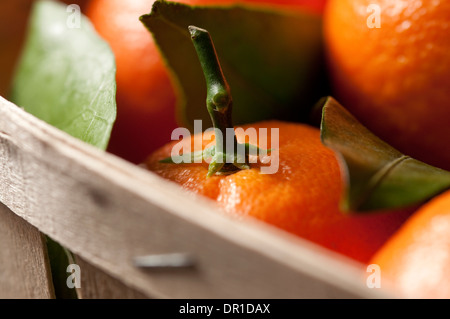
[189,26,239,175]
[159,26,269,176]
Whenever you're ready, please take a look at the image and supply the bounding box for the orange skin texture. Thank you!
[324,0,450,171]
[146,121,414,263]
[86,0,327,163]
[370,190,450,298]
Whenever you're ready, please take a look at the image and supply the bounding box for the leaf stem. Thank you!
[159,26,269,176]
[189,25,239,175]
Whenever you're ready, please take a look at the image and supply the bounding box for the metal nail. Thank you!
[133,253,195,269]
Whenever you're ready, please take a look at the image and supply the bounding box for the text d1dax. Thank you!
[179,303,270,316]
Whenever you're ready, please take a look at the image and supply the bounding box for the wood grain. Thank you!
[0,202,54,299]
[0,96,393,298]
[76,255,148,299]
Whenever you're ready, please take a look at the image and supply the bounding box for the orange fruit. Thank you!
[370,190,450,298]
[324,0,450,171]
[146,120,414,263]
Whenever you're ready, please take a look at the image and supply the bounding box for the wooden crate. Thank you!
[0,0,396,299]
[0,96,396,299]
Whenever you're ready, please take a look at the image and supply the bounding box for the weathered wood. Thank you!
[75,255,148,299]
[0,96,393,298]
[0,202,54,299]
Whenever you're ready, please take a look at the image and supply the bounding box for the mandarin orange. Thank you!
[370,189,450,298]
[146,120,414,263]
[324,0,450,171]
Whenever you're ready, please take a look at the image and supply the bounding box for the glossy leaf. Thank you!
[140,0,325,129]
[320,97,450,212]
[10,0,116,150]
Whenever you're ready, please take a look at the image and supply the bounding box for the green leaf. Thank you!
[10,0,116,150]
[9,0,117,299]
[140,0,325,129]
[320,96,450,212]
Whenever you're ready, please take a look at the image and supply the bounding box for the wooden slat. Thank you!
[0,202,54,299]
[0,96,393,298]
[76,255,148,299]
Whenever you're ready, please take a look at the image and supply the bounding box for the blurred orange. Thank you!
[324,0,450,171]
[371,189,450,298]
[86,0,177,163]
